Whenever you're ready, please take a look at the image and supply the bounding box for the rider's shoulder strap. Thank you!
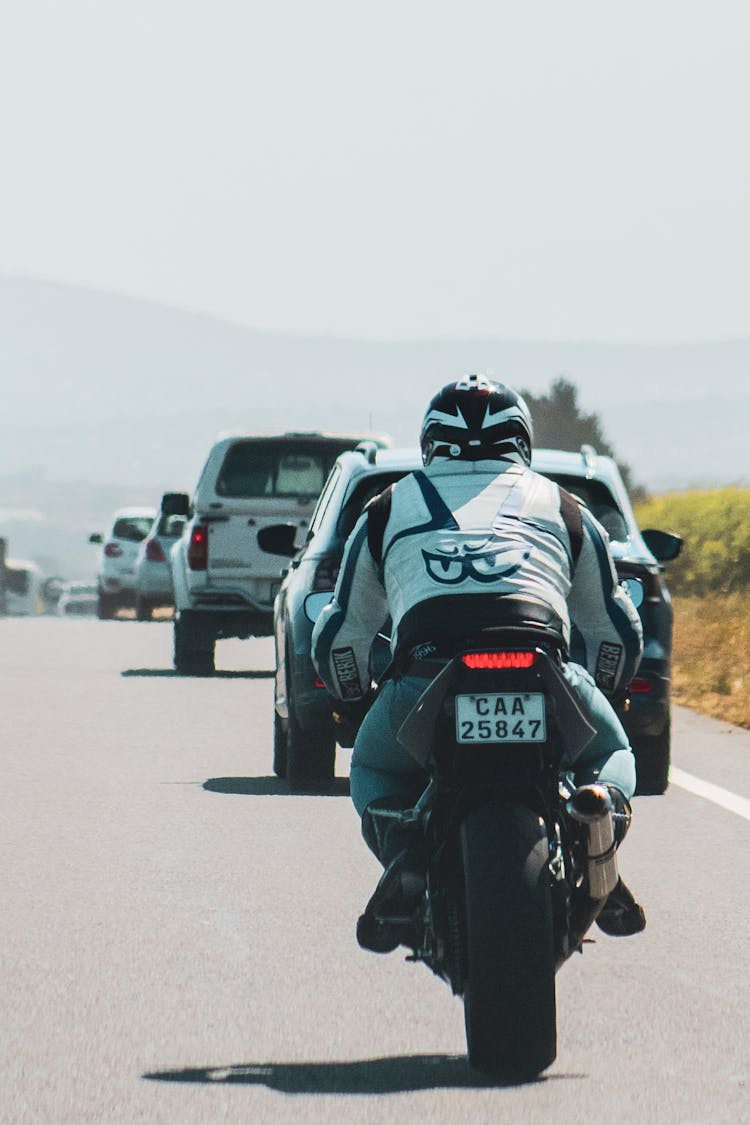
[558,486,584,571]
[366,484,394,567]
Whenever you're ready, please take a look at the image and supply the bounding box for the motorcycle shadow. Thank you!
[144,1053,581,1091]
[203,776,350,797]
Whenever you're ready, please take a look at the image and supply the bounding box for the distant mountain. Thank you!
[1,274,748,578]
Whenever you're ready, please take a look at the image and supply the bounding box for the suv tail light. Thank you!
[628,677,654,694]
[312,555,341,591]
[188,524,209,570]
[104,542,123,558]
[145,538,167,562]
[615,563,661,600]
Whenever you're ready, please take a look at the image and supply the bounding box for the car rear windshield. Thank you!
[216,441,353,499]
[5,567,30,594]
[156,514,186,538]
[112,516,154,542]
[543,474,630,541]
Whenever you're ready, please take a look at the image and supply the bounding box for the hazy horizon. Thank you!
[2,4,749,579]
[2,3,749,342]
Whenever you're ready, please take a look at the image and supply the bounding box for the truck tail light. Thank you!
[145,538,167,562]
[188,524,209,570]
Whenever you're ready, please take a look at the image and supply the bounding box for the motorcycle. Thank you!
[362,622,622,1081]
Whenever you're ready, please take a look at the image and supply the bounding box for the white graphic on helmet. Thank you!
[481,402,527,430]
[421,540,531,585]
[421,407,469,431]
[455,374,494,392]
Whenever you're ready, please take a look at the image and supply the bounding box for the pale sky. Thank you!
[1,0,748,341]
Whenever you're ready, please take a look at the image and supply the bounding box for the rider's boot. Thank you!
[596,786,646,936]
[596,876,646,936]
[356,795,426,954]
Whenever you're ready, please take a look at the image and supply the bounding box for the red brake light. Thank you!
[628,677,653,694]
[104,542,123,558]
[188,524,209,570]
[460,651,538,669]
[145,538,167,562]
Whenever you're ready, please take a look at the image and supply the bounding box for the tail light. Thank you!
[312,555,340,591]
[628,677,653,694]
[616,564,661,600]
[188,524,209,570]
[104,542,123,558]
[460,651,538,669]
[145,538,167,562]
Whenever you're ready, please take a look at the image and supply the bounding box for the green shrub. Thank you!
[634,488,750,597]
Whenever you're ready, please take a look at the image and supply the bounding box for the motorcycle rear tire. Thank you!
[460,800,557,1080]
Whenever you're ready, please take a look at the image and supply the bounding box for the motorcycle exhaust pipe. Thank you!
[566,784,619,900]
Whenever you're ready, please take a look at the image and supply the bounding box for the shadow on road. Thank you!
[203,776,350,797]
[121,669,275,679]
[144,1053,582,1092]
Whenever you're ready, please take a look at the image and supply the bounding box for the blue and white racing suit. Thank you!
[311,459,643,814]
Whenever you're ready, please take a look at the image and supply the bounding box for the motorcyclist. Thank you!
[312,374,646,952]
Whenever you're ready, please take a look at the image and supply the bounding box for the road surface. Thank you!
[1,617,749,1123]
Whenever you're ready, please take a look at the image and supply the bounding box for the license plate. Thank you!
[455,692,546,744]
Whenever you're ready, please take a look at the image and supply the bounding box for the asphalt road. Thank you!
[2,617,749,1124]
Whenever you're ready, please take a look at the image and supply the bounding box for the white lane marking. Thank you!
[670,767,750,822]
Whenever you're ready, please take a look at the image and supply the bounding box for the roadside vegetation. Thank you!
[634,488,750,728]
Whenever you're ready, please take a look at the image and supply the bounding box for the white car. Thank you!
[133,510,186,620]
[89,506,157,618]
[2,558,44,615]
[56,582,98,617]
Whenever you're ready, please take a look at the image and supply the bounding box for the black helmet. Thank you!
[420,374,534,466]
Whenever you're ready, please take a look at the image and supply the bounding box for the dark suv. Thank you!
[270,444,682,793]
[270,446,420,785]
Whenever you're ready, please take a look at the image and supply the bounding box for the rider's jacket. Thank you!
[311,460,643,701]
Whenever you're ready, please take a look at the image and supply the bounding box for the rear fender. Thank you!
[396,650,597,767]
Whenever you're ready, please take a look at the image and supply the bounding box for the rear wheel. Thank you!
[633,716,671,795]
[273,710,288,778]
[97,591,118,620]
[461,800,556,1080]
[173,617,215,675]
[286,700,336,788]
[135,596,153,622]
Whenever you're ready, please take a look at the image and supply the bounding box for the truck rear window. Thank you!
[216,443,346,499]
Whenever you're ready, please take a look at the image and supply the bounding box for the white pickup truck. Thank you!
[164,431,390,674]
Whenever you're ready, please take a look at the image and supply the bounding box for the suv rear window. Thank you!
[544,474,630,541]
[112,516,154,542]
[337,473,410,539]
[216,442,349,499]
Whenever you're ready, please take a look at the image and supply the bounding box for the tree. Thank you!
[521,377,636,492]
